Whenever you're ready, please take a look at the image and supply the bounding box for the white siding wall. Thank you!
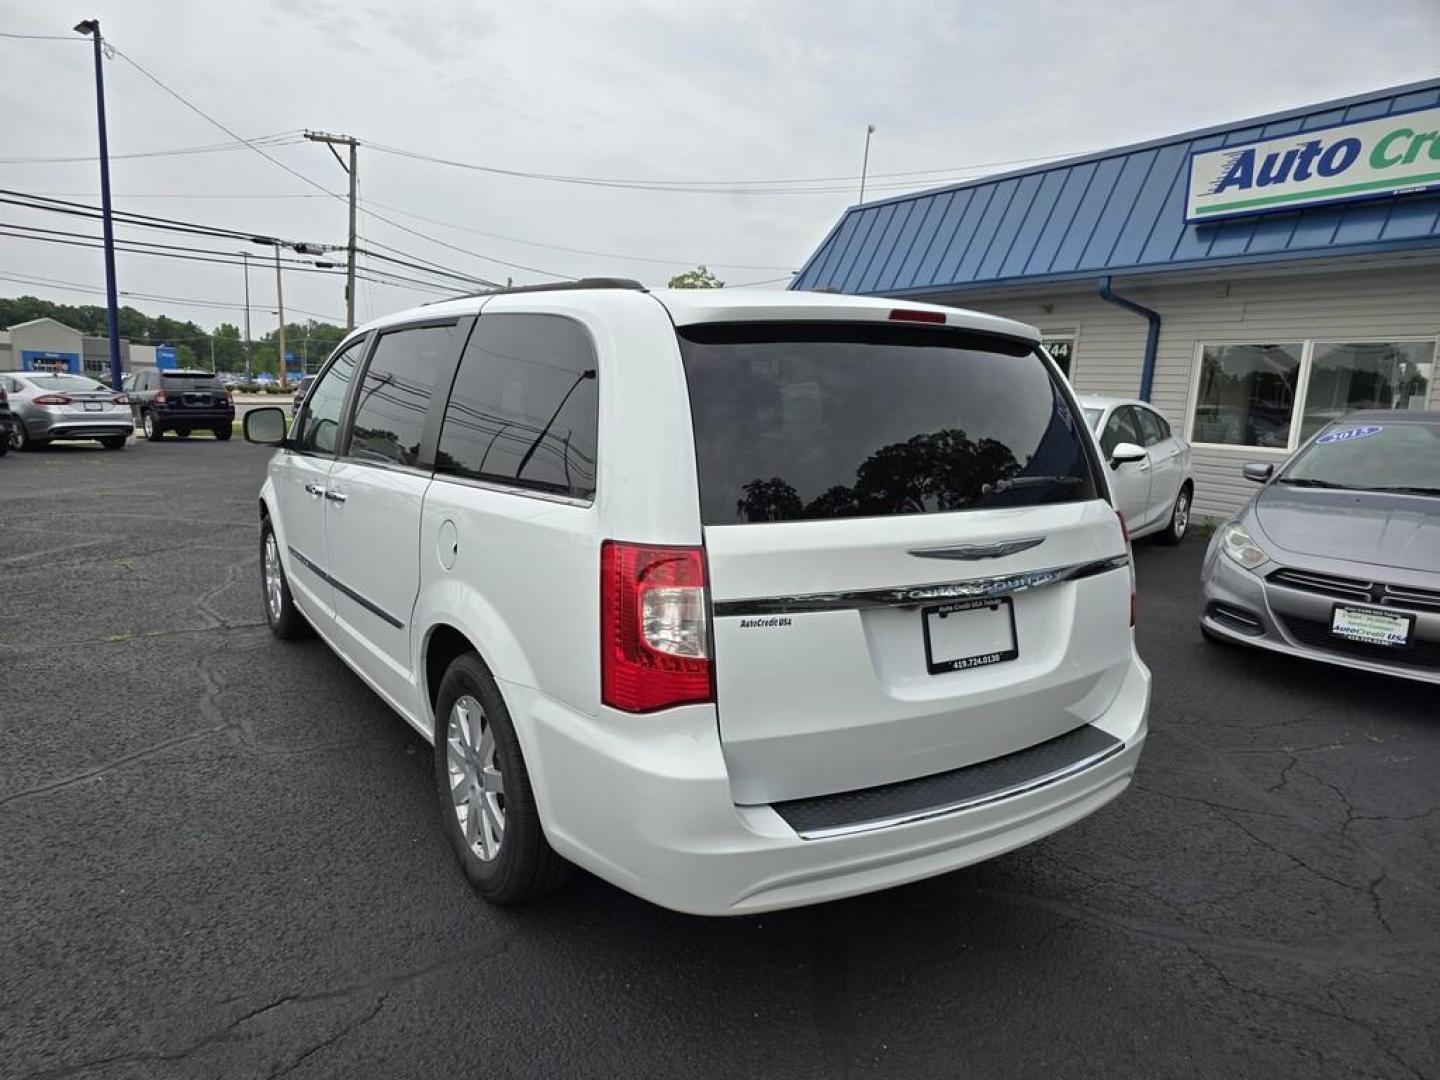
[937,264,1440,520]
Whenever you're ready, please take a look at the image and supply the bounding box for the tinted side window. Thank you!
[347,325,457,467]
[1135,407,1167,446]
[298,344,361,454]
[1100,406,1143,456]
[436,314,598,499]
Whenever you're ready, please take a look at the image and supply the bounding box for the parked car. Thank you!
[292,374,316,414]
[127,368,235,441]
[1080,396,1194,543]
[1,372,132,450]
[0,381,12,456]
[1200,410,1440,684]
[243,282,1148,915]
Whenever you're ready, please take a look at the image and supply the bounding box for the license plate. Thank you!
[922,597,1018,674]
[1330,604,1412,648]
[84,401,102,411]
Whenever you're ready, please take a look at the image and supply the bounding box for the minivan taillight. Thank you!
[601,541,713,713]
[1116,509,1137,626]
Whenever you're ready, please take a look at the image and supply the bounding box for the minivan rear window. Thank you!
[678,323,1098,525]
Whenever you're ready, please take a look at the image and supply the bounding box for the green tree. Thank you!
[668,265,724,289]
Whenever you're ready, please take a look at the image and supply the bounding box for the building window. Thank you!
[1190,339,1438,451]
[1299,342,1435,441]
[1041,336,1075,378]
[1191,343,1303,449]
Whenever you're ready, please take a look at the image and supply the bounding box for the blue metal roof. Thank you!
[792,79,1440,296]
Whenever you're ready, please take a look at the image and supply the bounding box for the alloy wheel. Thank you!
[446,694,506,862]
[262,532,284,623]
[1174,491,1190,538]
[143,412,154,438]
[8,422,22,450]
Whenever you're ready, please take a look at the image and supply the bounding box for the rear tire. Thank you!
[1157,484,1192,546]
[214,427,232,441]
[11,422,31,451]
[143,411,164,441]
[260,519,311,640]
[175,429,191,439]
[99,436,126,450]
[433,653,570,905]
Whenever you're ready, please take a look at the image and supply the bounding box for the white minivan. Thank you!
[244,281,1150,915]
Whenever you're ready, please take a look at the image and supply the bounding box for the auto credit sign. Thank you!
[1186,106,1440,222]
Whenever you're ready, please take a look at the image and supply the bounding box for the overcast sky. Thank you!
[1,0,1437,339]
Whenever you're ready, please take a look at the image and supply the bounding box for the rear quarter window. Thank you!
[678,322,1098,524]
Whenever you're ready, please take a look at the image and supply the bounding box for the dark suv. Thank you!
[129,369,234,441]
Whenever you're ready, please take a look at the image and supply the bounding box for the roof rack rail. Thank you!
[427,277,649,304]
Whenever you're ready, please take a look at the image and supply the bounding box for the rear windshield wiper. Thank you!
[981,475,1084,495]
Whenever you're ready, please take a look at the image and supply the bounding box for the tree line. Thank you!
[0,295,347,375]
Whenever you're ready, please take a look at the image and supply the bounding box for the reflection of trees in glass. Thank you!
[734,427,1022,522]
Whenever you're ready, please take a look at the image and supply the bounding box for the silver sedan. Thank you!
[2,372,134,451]
[1200,410,1440,684]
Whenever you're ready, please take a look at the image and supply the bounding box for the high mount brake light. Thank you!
[601,541,713,713]
[887,308,947,324]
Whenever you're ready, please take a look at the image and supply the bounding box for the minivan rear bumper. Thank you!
[510,652,1149,915]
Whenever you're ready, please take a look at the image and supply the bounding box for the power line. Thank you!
[0,228,457,297]
[0,31,86,41]
[0,190,484,293]
[364,140,1087,194]
[0,133,303,166]
[0,268,343,320]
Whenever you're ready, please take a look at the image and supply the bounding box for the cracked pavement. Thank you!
[2,439,1438,1079]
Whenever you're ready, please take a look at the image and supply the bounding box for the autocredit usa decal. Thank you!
[1186,104,1440,222]
[1316,425,1383,445]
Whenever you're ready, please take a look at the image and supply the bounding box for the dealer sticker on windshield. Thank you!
[1330,604,1412,648]
[1317,425,1382,445]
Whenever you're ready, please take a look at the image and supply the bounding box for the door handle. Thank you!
[304,482,326,497]
[324,490,347,504]
[1138,463,1151,472]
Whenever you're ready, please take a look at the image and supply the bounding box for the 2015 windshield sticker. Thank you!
[1317,425,1382,445]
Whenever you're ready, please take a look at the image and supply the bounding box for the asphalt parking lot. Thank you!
[2,439,1437,1080]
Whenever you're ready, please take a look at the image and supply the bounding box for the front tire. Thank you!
[143,411,164,441]
[433,653,570,905]
[99,436,126,450]
[260,520,310,640]
[1157,484,1192,546]
[11,422,32,451]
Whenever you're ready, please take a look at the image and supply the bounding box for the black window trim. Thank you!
[333,316,474,472]
[431,309,601,505]
[290,330,373,460]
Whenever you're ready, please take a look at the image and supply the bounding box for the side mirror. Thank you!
[1242,462,1275,483]
[1109,441,1147,469]
[243,406,288,446]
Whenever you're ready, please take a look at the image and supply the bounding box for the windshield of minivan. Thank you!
[1280,419,1440,494]
[678,323,1099,524]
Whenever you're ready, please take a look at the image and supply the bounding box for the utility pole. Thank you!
[859,124,876,205]
[303,131,359,329]
[273,245,287,389]
[242,251,252,375]
[73,19,122,390]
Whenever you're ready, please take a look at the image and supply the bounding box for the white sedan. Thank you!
[1080,396,1194,543]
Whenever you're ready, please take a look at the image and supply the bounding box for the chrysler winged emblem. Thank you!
[907,537,1046,561]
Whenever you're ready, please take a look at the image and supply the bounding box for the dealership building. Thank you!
[793,78,1440,518]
